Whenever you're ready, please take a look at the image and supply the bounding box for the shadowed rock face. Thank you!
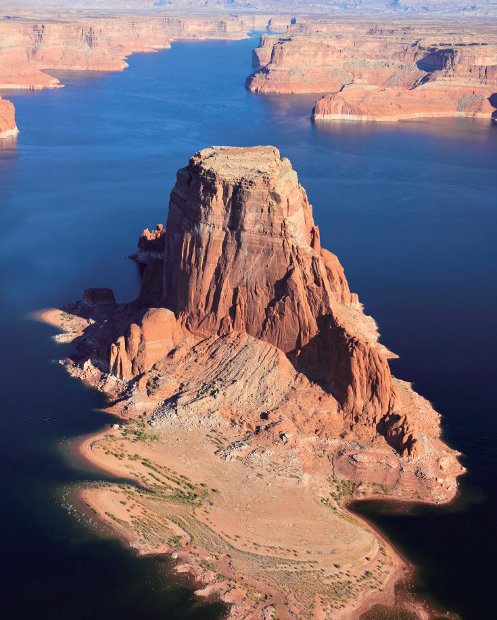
[141,146,396,421]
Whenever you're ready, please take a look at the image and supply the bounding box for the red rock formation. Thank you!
[247,26,426,94]
[248,21,497,122]
[108,308,184,381]
[135,224,166,262]
[0,96,18,138]
[141,146,395,425]
[133,225,167,304]
[313,83,496,122]
[57,146,464,479]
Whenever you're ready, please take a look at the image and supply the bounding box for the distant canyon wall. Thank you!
[247,20,497,122]
[0,12,287,136]
[3,10,497,133]
[0,14,275,90]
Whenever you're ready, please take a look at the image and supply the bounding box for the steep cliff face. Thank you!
[247,27,426,94]
[313,83,496,122]
[140,146,395,423]
[0,97,18,138]
[248,22,497,122]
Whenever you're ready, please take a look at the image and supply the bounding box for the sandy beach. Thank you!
[72,420,419,620]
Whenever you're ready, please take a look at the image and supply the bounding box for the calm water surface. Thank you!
[1,36,496,619]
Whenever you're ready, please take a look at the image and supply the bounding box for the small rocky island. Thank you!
[46,146,463,619]
[0,96,18,139]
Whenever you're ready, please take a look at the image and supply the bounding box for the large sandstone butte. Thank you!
[62,146,461,483]
[149,147,395,427]
[248,21,497,123]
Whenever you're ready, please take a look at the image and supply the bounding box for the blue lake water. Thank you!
[0,35,496,619]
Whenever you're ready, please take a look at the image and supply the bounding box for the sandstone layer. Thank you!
[45,146,462,619]
[0,96,18,138]
[248,20,497,123]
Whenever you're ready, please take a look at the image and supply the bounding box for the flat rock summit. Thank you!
[47,146,463,618]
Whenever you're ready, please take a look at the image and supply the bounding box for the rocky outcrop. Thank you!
[52,145,463,511]
[248,21,497,122]
[83,288,116,306]
[0,96,18,138]
[153,146,395,424]
[135,224,166,263]
[313,83,496,122]
[107,307,185,381]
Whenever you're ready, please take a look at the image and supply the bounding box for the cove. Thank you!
[0,35,496,619]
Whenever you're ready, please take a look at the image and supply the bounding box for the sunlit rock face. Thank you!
[0,97,18,138]
[136,146,394,427]
[248,22,497,122]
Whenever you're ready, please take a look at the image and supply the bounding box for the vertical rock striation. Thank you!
[142,146,396,423]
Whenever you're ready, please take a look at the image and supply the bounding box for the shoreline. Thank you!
[71,429,303,619]
[344,501,436,620]
[72,424,433,620]
[0,11,270,138]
